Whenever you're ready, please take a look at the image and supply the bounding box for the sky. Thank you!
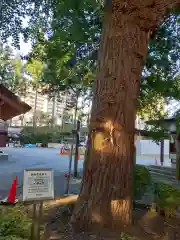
[20,38,32,55]
[19,17,32,55]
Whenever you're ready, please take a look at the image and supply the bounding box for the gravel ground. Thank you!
[0,147,84,199]
[0,147,171,200]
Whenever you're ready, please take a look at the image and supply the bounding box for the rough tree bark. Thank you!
[71,0,180,232]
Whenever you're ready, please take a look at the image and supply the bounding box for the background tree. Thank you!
[0,0,54,47]
[0,43,28,95]
[30,110,52,126]
[25,59,44,128]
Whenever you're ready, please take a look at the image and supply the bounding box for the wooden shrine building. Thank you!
[0,84,31,147]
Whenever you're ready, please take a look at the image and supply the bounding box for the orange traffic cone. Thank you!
[60,147,65,155]
[1,176,18,204]
[7,176,17,203]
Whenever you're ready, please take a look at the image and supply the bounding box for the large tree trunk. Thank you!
[71,0,180,232]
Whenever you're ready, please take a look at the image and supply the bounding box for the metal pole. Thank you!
[65,89,80,193]
[74,130,80,177]
[160,139,164,166]
[65,140,75,194]
[73,91,80,177]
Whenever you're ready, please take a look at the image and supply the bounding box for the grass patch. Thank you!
[0,206,32,240]
[120,232,137,239]
[157,183,180,205]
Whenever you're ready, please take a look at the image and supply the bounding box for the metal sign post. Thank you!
[23,168,54,240]
[74,120,80,177]
[65,130,76,194]
[65,118,81,193]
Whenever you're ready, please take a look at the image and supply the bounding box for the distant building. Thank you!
[135,116,145,130]
[10,88,73,127]
[10,88,147,131]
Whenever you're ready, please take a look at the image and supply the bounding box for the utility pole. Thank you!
[61,90,68,142]
[73,89,80,177]
[73,120,80,177]
[160,139,164,166]
[65,89,80,194]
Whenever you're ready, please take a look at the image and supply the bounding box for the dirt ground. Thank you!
[40,196,180,240]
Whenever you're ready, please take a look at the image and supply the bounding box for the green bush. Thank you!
[151,183,180,217]
[134,165,152,199]
[120,232,133,239]
[20,126,63,144]
[0,207,31,239]
[156,183,180,208]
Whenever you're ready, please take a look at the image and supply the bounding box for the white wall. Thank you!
[48,143,62,149]
[135,140,169,155]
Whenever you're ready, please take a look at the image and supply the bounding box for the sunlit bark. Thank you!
[72,0,180,232]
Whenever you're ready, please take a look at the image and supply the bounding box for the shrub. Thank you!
[0,207,31,239]
[20,126,74,144]
[155,183,180,216]
[134,165,152,199]
[120,232,133,239]
[20,126,62,144]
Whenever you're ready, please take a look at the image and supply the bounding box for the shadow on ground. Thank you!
[41,196,180,240]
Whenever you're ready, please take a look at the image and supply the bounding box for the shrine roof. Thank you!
[0,84,31,120]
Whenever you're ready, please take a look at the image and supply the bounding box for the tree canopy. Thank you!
[0,43,28,95]
[1,0,180,125]
[25,3,180,123]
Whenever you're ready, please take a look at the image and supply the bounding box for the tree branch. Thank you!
[68,85,77,94]
[156,0,180,8]
[153,0,180,25]
[113,0,180,32]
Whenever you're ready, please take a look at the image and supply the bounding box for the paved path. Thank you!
[0,147,84,199]
[0,147,172,200]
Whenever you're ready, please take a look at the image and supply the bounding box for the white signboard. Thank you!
[23,168,54,201]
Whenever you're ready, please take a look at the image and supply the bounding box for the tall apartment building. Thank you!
[135,116,145,130]
[10,88,73,127]
[44,93,73,125]
[10,87,146,129]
